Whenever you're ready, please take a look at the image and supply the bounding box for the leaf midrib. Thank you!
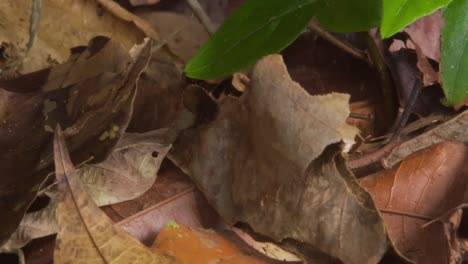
[188,1,316,74]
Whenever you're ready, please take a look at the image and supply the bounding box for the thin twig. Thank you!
[348,138,401,171]
[185,0,216,35]
[348,81,421,172]
[308,23,368,62]
[388,81,421,141]
[365,32,397,134]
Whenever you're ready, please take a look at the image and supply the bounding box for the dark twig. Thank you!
[308,23,368,62]
[388,81,421,141]
[365,32,397,133]
[348,80,422,173]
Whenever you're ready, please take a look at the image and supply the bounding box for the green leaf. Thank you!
[380,0,452,38]
[441,0,468,105]
[185,0,318,79]
[316,0,382,32]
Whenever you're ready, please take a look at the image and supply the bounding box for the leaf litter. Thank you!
[0,1,467,263]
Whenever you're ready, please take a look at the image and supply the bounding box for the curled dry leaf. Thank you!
[170,55,394,264]
[129,11,210,133]
[0,37,151,245]
[360,142,468,263]
[2,129,172,249]
[53,126,177,264]
[383,109,468,168]
[79,130,172,206]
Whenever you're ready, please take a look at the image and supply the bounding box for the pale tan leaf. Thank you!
[79,130,172,206]
[0,0,146,74]
[2,200,57,250]
[169,55,394,264]
[53,126,177,264]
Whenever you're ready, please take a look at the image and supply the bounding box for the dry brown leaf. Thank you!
[79,130,172,206]
[383,109,468,168]
[2,129,172,250]
[136,11,210,63]
[53,126,177,264]
[360,142,468,263]
[0,0,145,74]
[0,37,151,245]
[128,11,210,132]
[2,200,57,251]
[169,55,394,264]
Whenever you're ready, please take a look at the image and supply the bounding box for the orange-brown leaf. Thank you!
[151,224,267,264]
[360,142,468,263]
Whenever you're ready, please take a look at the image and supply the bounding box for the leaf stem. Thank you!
[307,23,368,62]
[365,32,397,134]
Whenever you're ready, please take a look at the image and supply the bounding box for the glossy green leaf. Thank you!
[380,0,452,38]
[441,0,468,105]
[316,0,381,32]
[185,0,318,79]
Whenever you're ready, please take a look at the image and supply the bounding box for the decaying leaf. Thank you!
[170,55,394,264]
[136,11,210,63]
[2,199,57,251]
[1,129,172,249]
[0,37,151,245]
[79,130,172,206]
[0,0,145,74]
[53,126,177,263]
[383,109,468,168]
[360,142,468,263]
[423,204,468,263]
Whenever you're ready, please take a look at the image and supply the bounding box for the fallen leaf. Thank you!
[170,55,395,264]
[383,109,468,168]
[79,130,172,206]
[360,142,468,263]
[1,200,57,250]
[423,205,468,263]
[0,37,151,245]
[53,126,177,263]
[136,11,210,63]
[3,128,174,250]
[388,11,443,62]
[151,224,273,264]
[0,0,145,74]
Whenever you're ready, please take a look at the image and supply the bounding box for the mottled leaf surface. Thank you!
[172,55,391,264]
[53,127,177,264]
[79,130,172,206]
[0,37,151,245]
